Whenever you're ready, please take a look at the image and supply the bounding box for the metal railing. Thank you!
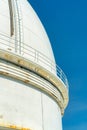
[0,32,69,89]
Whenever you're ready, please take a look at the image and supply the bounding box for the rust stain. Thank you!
[7,48,12,51]
[0,115,3,119]
[0,72,9,75]
[24,79,30,83]
[17,59,21,64]
[0,124,31,130]
[5,54,9,59]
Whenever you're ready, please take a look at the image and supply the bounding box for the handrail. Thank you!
[0,32,69,89]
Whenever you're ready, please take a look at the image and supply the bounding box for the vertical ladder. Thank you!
[12,0,23,54]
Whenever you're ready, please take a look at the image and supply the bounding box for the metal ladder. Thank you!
[12,0,23,54]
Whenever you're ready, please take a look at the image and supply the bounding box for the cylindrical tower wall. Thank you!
[0,73,62,130]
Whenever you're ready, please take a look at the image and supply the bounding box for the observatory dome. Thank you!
[0,0,56,74]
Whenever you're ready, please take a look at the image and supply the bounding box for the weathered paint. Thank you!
[0,124,31,130]
[0,50,68,112]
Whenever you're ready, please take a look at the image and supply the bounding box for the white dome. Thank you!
[0,0,56,74]
[21,0,55,59]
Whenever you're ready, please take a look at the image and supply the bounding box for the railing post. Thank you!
[60,69,62,80]
[34,50,36,61]
[51,61,53,72]
[37,51,39,62]
[34,50,39,62]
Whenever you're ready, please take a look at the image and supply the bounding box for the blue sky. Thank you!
[29,0,87,130]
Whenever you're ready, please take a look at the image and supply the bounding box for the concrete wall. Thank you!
[0,75,62,130]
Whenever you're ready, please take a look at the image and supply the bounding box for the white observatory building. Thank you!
[0,0,69,130]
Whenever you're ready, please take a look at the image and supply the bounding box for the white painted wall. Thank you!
[0,76,62,130]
